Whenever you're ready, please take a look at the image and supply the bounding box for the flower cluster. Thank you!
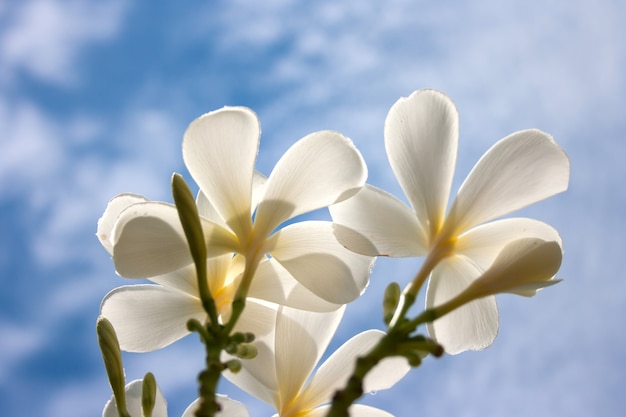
[96,89,569,417]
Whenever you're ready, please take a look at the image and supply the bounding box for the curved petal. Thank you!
[100,285,205,352]
[384,89,459,239]
[307,405,394,417]
[97,193,148,255]
[301,330,409,410]
[275,306,345,410]
[103,379,167,417]
[425,256,499,354]
[254,130,367,238]
[183,107,259,238]
[181,395,250,417]
[269,221,374,304]
[112,202,238,278]
[149,263,198,297]
[248,258,342,312]
[223,301,280,406]
[455,218,562,271]
[446,129,570,234]
[330,184,428,257]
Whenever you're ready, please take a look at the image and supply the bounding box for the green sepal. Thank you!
[97,317,131,417]
[141,372,157,417]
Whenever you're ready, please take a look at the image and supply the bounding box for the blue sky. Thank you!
[1,0,624,416]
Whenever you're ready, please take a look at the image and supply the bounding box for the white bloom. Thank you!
[331,89,569,354]
[225,305,410,417]
[97,107,373,352]
[102,378,247,417]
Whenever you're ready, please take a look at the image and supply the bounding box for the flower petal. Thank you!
[182,396,250,417]
[269,221,374,304]
[103,379,168,417]
[455,218,562,271]
[330,184,428,257]
[384,89,459,239]
[112,202,238,278]
[307,405,394,417]
[100,285,205,352]
[223,301,280,407]
[446,129,570,234]
[275,307,345,410]
[254,130,367,237]
[425,256,499,354]
[248,258,342,312]
[97,193,148,255]
[183,107,259,238]
[301,330,409,410]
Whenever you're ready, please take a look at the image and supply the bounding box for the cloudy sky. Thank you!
[1,0,624,416]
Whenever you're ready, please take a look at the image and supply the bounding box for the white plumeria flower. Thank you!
[97,107,373,352]
[224,305,410,417]
[102,379,248,417]
[330,89,570,354]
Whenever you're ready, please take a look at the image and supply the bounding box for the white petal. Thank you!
[112,202,238,278]
[446,129,570,234]
[425,256,499,354]
[100,285,205,352]
[182,396,249,417]
[455,218,562,270]
[330,184,428,257]
[269,221,374,304]
[307,405,394,417]
[254,130,367,237]
[103,379,167,417]
[223,301,279,407]
[183,107,259,238]
[97,193,148,255]
[384,89,459,239]
[149,263,198,297]
[301,330,409,410]
[248,258,342,312]
[275,307,345,409]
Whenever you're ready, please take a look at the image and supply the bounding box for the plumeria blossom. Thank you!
[224,304,410,417]
[330,89,570,354]
[97,107,373,352]
[102,378,248,417]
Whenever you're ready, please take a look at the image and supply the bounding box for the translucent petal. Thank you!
[301,330,409,410]
[103,379,167,417]
[248,258,342,312]
[181,396,250,417]
[425,256,499,354]
[97,193,148,255]
[223,301,280,407]
[385,89,459,239]
[455,218,562,271]
[100,285,205,352]
[254,130,367,237]
[269,221,374,304]
[330,184,428,257]
[446,129,570,234]
[112,202,238,278]
[306,405,394,417]
[275,307,345,409]
[149,263,198,297]
[183,107,259,238]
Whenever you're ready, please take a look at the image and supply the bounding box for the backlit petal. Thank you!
[301,330,409,410]
[385,89,458,239]
[455,218,562,271]
[306,405,394,417]
[425,256,499,354]
[112,202,238,278]
[103,379,167,417]
[97,193,148,255]
[446,129,570,234]
[254,130,367,237]
[330,184,428,257]
[100,285,205,352]
[269,221,374,304]
[248,258,342,312]
[183,107,259,238]
[275,307,345,409]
